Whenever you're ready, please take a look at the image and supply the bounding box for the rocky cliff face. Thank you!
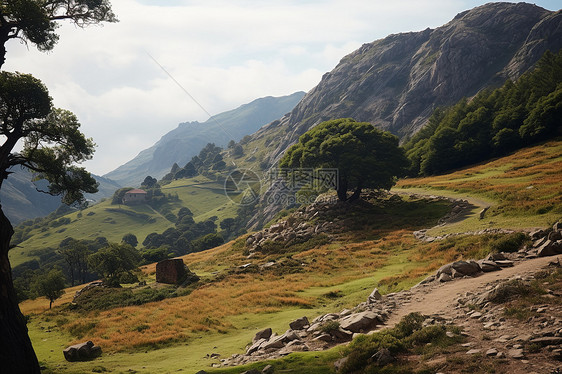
[256,2,561,168]
[248,2,562,228]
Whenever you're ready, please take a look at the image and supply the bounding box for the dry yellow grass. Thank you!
[20,141,561,353]
[398,140,562,217]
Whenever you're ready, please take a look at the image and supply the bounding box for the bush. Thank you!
[490,232,529,253]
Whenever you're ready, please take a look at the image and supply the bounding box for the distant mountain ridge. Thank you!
[253,2,562,169]
[0,168,121,224]
[104,92,305,187]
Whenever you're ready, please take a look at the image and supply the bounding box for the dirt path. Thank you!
[386,255,560,327]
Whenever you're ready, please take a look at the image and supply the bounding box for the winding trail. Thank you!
[385,255,559,327]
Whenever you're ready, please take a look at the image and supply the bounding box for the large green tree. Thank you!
[88,243,140,283]
[280,118,408,202]
[0,0,117,68]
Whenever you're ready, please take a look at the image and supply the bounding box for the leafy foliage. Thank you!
[0,0,117,67]
[280,118,408,201]
[31,268,65,309]
[405,50,562,175]
[162,143,225,182]
[87,243,140,283]
[0,72,98,204]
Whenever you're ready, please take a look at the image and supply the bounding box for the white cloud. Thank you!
[2,0,559,175]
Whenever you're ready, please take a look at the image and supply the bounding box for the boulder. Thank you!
[478,260,501,272]
[529,229,545,240]
[63,341,102,362]
[367,288,383,303]
[261,335,285,350]
[548,230,562,241]
[452,260,480,276]
[537,240,562,257]
[253,328,272,343]
[330,327,353,342]
[289,316,309,330]
[438,273,452,282]
[247,338,267,355]
[436,263,453,276]
[339,311,380,333]
[156,259,199,285]
[554,221,562,231]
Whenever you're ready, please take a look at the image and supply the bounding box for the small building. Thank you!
[122,189,147,205]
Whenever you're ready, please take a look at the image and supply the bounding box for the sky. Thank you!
[3,0,561,176]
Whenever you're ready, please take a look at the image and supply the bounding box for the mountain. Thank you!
[252,2,561,169]
[239,2,561,227]
[104,92,305,187]
[0,167,61,224]
[0,168,122,224]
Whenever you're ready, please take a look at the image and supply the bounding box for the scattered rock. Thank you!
[466,349,482,355]
[289,317,309,330]
[367,288,383,303]
[63,341,102,362]
[339,311,381,333]
[486,348,498,356]
[253,328,273,343]
[508,348,525,359]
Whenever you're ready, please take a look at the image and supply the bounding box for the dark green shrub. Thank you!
[489,232,529,253]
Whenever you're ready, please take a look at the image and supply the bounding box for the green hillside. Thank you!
[19,140,562,374]
[10,176,237,268]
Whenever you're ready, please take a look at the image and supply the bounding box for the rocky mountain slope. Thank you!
[253,2,562,169]
[104,92,305,187]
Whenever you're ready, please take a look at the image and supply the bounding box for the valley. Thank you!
[1,2,561,374]
[19,140,562,373]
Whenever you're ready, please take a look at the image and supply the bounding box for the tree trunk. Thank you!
[0,206,41,373]
[336,177,348,202]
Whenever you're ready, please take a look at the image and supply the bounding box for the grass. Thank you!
[17,140,562,373]
[10,176,239,267]
[395,139,562,235]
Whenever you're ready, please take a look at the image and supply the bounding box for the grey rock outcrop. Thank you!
[248,2,562,227]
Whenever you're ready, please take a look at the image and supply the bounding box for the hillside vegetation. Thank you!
[19,140,561,373]
[405,50,562,176]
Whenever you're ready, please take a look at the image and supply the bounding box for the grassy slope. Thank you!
[20,140,562,373]
[395,139,562,236]
[10,176,237,267]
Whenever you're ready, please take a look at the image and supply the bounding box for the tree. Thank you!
[122,233,138,248]
[279,118,408,202]
[32,269,65,309]
[141,175,158,188]
[0,0,117,68]
[0,72,98,373]
[88,243,140,283]
[59,239,89,286]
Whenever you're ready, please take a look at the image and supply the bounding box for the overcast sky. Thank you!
[3,0,560,176]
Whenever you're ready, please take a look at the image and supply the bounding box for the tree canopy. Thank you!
[279,118,408,202]
[0,71,98,203]
[0,0,117,67]
[31,268,65,309]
